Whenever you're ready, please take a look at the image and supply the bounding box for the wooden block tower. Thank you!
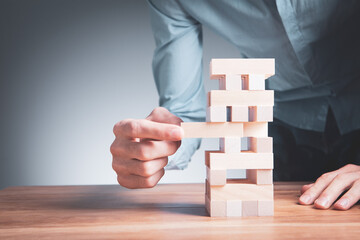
[181,58,275,217]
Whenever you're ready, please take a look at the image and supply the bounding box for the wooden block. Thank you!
[219,137,241,153]
[205,151,273,170]
[227,200,242,217]
[258,200,274,216]
[249,106,273,122]
[242,201,258,217]
[209,181,273,201]
[205,194,210,215]
[210,59,275,79]
[231,106,249,122]
[208,90,274,107]
[246,169,273,185]
[218,74,242,90]
[242,74,266,90]
[206,106,227,122]
[205,194,227,217]
[181,122,243,138]
[249,137,273,153]
[206,167,226,186]
[205,179,210,197]
[181,122,267,138]
[243,122,268,137]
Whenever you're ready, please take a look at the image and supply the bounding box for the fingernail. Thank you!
[300,195,311,204]
[337,198,349,208]
[315,197,329,208]
[170,128,183,139]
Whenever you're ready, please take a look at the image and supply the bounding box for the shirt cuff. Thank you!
[165,137,201,170]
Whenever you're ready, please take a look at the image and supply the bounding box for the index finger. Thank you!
[115,119,184,141]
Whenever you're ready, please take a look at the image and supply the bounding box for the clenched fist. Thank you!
[110,107,183,189]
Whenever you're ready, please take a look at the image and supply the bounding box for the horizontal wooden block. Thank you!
[249,137,273,153]
[246,169,273,185]
[242,201,258,217]
[208,181,274,201]
[219,137,241,153]
[249,106,273,122]
[210,59,275,79]
[206,106,227,122]
[208,90,274,107]
[219,74,242,90]
[231,106,249,122]
[227,200,242,217]
[243,122,268,137]
[206,167,226,186]
[258,200,274,216]
[181,122,267,138]
[205,194,227,217]
[181,122,243,138]
[205,151,273,170]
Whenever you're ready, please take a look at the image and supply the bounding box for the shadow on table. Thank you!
[38,189,207,217]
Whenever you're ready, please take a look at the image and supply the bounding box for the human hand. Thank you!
[110,107,183,189]
[299,164,360,210]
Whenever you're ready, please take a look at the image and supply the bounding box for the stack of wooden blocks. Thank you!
[181,58,275,217]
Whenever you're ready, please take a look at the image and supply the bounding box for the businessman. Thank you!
[111,0,360,210]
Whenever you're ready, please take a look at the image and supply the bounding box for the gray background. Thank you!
[0,0,241,189]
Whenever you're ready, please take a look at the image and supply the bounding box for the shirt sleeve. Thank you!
[147,0,206,170]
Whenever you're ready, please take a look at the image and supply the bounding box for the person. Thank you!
[111,0,360,210]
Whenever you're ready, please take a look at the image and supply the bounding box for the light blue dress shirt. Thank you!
[147,0,360,170]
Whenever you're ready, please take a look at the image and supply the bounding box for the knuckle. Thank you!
[143,178,156,188]
[125,119,140,136]
[113,122,120,135]
[111,161,117,172]
[334,173,348,182]
[117,175,135,189]
[118,119,139,137]
[152,107,165,115]
[137,147,152,160]
[319,172,333,182]
[112,160,124,174]
[353,179,360,187]
[110,143,118,155]
[116,175,124,186]
[140,162,153,177]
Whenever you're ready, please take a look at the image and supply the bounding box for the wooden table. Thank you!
[1,182,359,239]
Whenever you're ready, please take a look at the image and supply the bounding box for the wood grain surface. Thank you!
[1,182,359,239]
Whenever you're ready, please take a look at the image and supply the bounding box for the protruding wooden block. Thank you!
[243,122,268,137]
[206,106,227,122]
[249,106,273,122]
[219,137,241,153]
[249,137,273,153]
[208,90,274,107]
[242,74,266,90]
[258,200,274,216]
[205,195,227,217]
[206,167,226,186]
[209,181,273,201]
[242,201,258,217]
[205,151,273,170]
[227,200,242,217]
[181,122,243,138]
[210,59,275,79]
[218,74,242,90]
[231,106,249,122]
[246,169,273,185]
